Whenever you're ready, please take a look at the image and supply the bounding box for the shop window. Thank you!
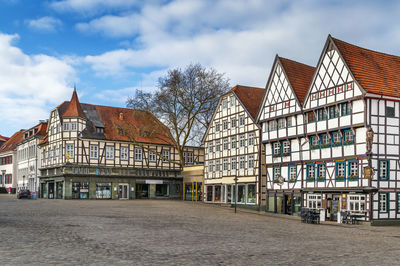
[379,193,389,213]
[348,195,365,212]
[340,102,351,116]
[237,185,245,203]
[215,186,222,202]
[96,183,112,199]
[307,194,322,209]
[335,162,346,181]
[328,105,339,119]
[226,185,232,203]
[206,186,213,202]
[156,184,169,197]
[378,160,390,180]
[72,182,89,199]
[247,184,256,204]
[397,193,400,214]
[386,106,395,117]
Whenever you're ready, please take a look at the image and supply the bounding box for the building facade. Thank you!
[182,165,204,202]
[259,35,400,225]
[257,56,315,216]
[16,122,47,193]
[0,130,24,193]
[204,85,266,208]
[39,89,203,200]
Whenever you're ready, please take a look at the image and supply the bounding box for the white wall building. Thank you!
[16,122,47,193]
[204,85,266,207]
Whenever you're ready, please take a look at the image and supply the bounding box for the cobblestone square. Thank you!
[0,194,399,265]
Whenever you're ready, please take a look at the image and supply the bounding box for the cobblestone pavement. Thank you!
[0,194,399,265]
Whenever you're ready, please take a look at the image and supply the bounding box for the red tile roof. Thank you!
[0,135,9,142]
[279,57,316,104]
[62,89,86,119]
[0,130,24,153]
[231,85,265,119]
[23,122,48,141]
[332,36,400,98]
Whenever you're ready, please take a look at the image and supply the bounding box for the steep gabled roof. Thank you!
[279,57,316,104]
[331,36,400,98]
[0,135,9,142]
[231,85,265,119]
[0,130,24,153]
[62,89,86,119]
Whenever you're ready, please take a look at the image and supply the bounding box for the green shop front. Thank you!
[39,165,182,200]
[267,190,302,216]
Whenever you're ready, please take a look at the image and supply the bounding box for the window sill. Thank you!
[306,178,315,182]
[335,177,345,182]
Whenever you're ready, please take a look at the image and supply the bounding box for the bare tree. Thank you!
[126,63,230,167]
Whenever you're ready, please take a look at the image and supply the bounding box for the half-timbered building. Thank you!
[39,89,204,200]
[0,130,24,193]
[300,35,400,224]
[257,56,315,216]
[16,121,47,193]
[204,85,266,207]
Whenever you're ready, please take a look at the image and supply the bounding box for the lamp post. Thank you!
[234,176,238,213]
[22,175,25,190]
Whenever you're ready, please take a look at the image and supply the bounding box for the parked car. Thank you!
[17,190,31,199]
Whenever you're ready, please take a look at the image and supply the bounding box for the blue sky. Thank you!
[1,0,400,137]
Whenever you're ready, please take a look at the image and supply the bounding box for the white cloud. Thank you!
[0,33,75,136]
[26,16,62,32]
[81,0,400,88]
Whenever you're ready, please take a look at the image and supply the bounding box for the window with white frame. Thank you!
[307,164,315,179]
[287,116,293,127]
[105,146,114,159]
[134,148,143,161]
[344,130,354,143]
[282,141,290,154]
[239,135,245,147]
[208,142,213,153]
[215,123,220,132]
[348,161,358,178]
[231,136,237,149]
[239,115,245,126]
[231,157,236,170]
[311,136,319,147]
[231,118,236,128]
[216,140,221,151]
[223,120,229,130]
[269,120,277,131]
[222,98,228,109]
[66,144,74,157]
[278,118,286,129]
[184,151,194,164]
[223,138,228,150]
[208,161,214,172]
[230,96,235,106]
[308,194,322,209]
[248,155,254,169]
[273,142,281,156]
[223,158,229,171]
[90,145,98,159]
[273,166,280,179]
[120,146,129,160]
[162,150,170,162]
[289,165,296,181]
[239,156,245,169]
[379,160,389,180]
[321,134,330,146]
[149,151,156,162]
[348,195,365,212]
[332,131,341,144]
[317,163,326,179]
[216,159,221,171]
[379,193,388,213]
[336,162,345,179]
[248,133,255,146]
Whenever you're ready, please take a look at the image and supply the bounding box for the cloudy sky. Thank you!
[1,0,400,136]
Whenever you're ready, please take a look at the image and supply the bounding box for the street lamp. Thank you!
[234,176,238,213]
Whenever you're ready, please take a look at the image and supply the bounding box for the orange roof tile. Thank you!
[332,36,400,98]
[279,57,316,104]
[231,85,265,119]
[0,130,24,153]
[62,89,86,119]
[0,135,9,142]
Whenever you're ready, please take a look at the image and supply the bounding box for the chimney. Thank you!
[119,112,124,121]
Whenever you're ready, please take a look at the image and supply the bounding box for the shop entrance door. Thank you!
[136,184,149,199]
[118,184,129,200]
[331,195,340,221]
[48,183,54,199]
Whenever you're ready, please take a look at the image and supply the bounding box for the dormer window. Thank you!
[96,127,104,134]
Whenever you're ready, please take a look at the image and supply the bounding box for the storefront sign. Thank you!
[145,180,163,184]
